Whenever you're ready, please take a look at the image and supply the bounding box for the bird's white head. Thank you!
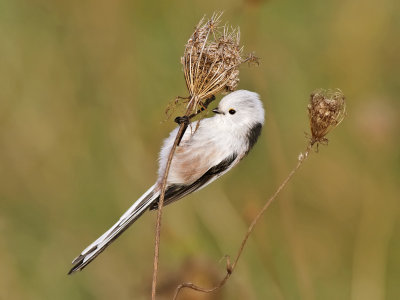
[212,90,265,129]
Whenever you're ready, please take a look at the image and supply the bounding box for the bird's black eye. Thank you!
[229,109,236,115]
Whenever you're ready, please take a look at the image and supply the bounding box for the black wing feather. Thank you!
[245,122,263,155]
[150,153,238,210]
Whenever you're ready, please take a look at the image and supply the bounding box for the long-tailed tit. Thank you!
[68,90,265,274]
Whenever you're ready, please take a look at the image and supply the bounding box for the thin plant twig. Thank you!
[151,100,196,300]
[151,94,219,299]
[172,145,312,300]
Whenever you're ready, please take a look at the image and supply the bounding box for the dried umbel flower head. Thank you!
[308,88,346,145]
[182,12,255,114]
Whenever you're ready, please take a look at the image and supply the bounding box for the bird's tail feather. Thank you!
[68,184,159,274]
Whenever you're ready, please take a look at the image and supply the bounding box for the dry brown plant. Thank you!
[181,12,258,114]
[308,88,346,146]
[172,89,346,299]
[151,13,258,299]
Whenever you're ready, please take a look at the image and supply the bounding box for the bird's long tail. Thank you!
[68,184,159,274]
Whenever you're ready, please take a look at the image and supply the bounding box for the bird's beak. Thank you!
[212,108,222,114]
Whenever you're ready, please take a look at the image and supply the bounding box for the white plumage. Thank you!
[69,90,265,274]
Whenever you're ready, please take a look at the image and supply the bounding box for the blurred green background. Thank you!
[1,0,399,299]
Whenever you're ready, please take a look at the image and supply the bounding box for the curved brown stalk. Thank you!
[151,100,197,300]
[172,144,313,300]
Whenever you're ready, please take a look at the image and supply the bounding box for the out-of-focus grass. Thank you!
[0,0,399,299]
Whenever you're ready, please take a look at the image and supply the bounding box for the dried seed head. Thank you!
[182,12,250,113]
[308,88,346,145]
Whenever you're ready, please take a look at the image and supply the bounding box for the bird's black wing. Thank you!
[149,153,238,210]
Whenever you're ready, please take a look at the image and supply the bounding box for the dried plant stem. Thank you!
[151,100,197,300]
[173,144,313,300]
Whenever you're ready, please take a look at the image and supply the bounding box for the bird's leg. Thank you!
[174,95,215,145]
[188,95,216,119]
[174,116,190,125]
[174,95,216,125]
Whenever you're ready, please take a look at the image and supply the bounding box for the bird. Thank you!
[68,90,265,274]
